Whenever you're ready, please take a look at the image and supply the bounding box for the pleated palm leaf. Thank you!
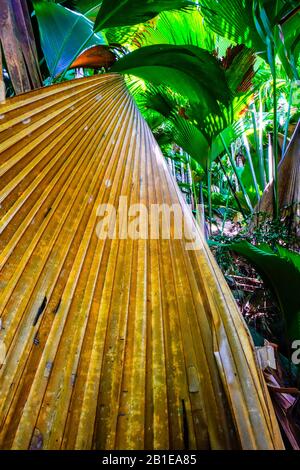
[0,1,290,450]
[133,9,216,51]
[115,43,255,161]
[0,70,285,452]
[200,0,300,79]
[199,0,300,220]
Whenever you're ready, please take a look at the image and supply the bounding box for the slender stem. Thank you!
[207,166,212,236]
[198,182,208,239]
[220,135,253,213]
[268,133,273,183]
[251,102,266,190]
[221,192,230,236]
[217,156,247,219]
[279,5,300,25]
[188,157,200,224]
[258,91,265,183]
[282,81,293,157]
[272,60,279,220]
[242,134,260,201]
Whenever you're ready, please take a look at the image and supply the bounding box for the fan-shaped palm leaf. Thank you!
[200,0,299,78]
[170,115,209,168]
[136,83,178,119]
[200,0,264,51]
[134,9,215,50]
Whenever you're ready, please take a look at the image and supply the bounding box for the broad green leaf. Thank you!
[134,9,215,51]
[210,120,246,162]
[72,1,103,22]
[111,44,232,112]
[200,0,299,78]
[276,245,300,270]
[200,0,265,51]
[94,0,195,31]
[137,83,177,119]
[171,116,209,169]
[230,241,300,343]
[73,0,103,15]
[33,1,106,77]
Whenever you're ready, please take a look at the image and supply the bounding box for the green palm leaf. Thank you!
[276,8,300,79]
[137,83,177,119]
[134,9,215,50]
[111,44,232,112]
[93,0,195,31]
[200,0,264,51]
[230,241,300,343]
[72,0,103,18]
[33,0,106,77]
[171,116,209,168]
[200,0,299,78]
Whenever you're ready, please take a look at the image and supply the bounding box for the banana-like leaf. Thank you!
[111,44,232,112]
[93,0,195,31]
[33,1,106,77]
[230,241,300,344]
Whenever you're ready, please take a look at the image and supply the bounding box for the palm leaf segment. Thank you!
[113,37,255,167]
[200,0,300,79]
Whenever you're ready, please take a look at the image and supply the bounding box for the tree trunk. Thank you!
[0,0,42,96]
[254,120,300,236]
[0,49,5,102]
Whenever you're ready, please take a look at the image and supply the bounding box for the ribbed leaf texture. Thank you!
[0,74,284,450]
